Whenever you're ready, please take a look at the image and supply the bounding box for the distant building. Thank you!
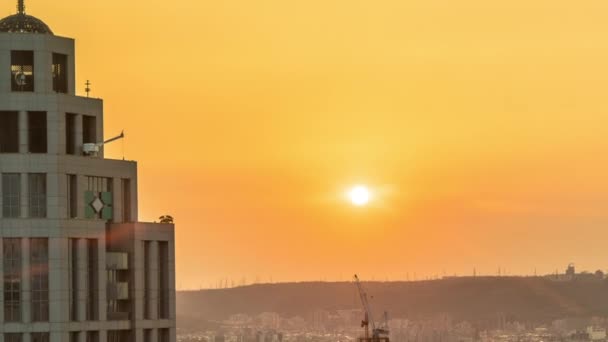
[0,1,176,341]
[566,263,576,277]
[587,327,607,341]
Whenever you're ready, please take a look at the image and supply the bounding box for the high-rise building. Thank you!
[0,1,176,341]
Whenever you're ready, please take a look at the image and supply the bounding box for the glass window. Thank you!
[159,329,170,342]
[107,330,130,342]
[28,173,47,218]
[86,331,99,342]
[11,50,34,92]
[3,238,21,322]
[143,241,151,319]
[86,239,98,320]
[2,173,21,217]
[0,111,19,153]
[52,53,68,93]
[67,174,78,218]
[4,333,22,342]
[83,116,96,144]
[85,176,113,220]
[143,329,152,342]
[32,333,49,342]
[66,113,77,155]
[122,179,131,222]
[28,111,47,153]
[68,238,78,321]
[31,238,49,322]
[158,241,169,319]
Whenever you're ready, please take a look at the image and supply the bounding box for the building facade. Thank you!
[0,2,176,342]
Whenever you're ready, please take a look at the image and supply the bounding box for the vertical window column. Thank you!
[143,241,150,320]
[3,238,21,322]
[21,238,31,324]
[122,179,131,222]
[52,53,68,93]
[67,174,78,218]
[0,239,3,323]
[158,241,169,319]
[28,173,46,218]
[2,174,21,218]
[75,114,83,155]
[28,112,47,153]
[86,239,98,320]
[77,239,87,322]
[0,111,19,153]
[68,238,79,321]
[148,241,159,320]
[65,113,76,155]
[31,238,49,322]
[18,111,28,154]
[20,172,28,218]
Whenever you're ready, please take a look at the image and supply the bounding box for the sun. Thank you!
[348,185,371,206]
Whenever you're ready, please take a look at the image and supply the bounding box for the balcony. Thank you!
[107,282,129,300]
[106,252,128,270]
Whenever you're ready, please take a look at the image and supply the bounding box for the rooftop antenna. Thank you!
[85,80,91,97]
[17,0,25,14]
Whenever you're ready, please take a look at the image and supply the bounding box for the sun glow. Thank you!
[348,185,371,206]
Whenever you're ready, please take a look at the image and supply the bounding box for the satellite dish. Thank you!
[14,72,27,86]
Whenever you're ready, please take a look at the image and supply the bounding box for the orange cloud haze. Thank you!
[10,0,608,288]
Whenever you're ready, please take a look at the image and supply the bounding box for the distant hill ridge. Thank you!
[177,276,608,323]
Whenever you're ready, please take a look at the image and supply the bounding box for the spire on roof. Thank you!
[17,0,25,14]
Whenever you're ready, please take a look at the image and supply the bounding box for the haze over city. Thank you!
[8,0,608,289]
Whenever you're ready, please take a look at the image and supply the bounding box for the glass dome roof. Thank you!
[0,0,53,34]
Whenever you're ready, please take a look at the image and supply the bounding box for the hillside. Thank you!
[177,277,608,324]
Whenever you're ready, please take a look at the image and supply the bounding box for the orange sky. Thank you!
[9,0,608,289]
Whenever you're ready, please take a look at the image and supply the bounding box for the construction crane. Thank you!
[83,130,124,156]
[354,274,389,341]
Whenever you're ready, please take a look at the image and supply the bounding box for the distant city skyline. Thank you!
[11,0,608,289]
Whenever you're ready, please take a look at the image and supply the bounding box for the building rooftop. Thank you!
[0,0,53,34]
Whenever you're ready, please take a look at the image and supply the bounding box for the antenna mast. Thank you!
[17,0,25,14]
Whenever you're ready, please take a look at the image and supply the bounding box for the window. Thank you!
[52,53,68,93]
[143,241,151,319]
[31,238,49,322]
[68,238,78,321]
[107,330,130,342]
[66,113,76,154]
[31,333,49,342]
[11,50,34,92]
[28,173,46,218]
[69,332,79,342]
[122,179,131,222]
[68,174,77,218]
[4,333,22,342]
[87,331,99,342]
[2,173,21,217]
[83,115,96,144]
[159,329,170,342]
[158,241,169,319]
[143,329,152,342]
[28,111,47,153]
[4,238,21,322]
[86,239,98,320]
[0,111,19,153]
[85,176,113,220]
